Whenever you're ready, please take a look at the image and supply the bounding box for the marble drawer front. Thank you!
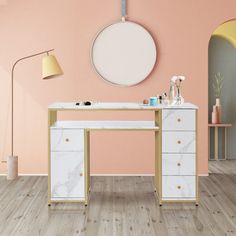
[162,154,195,176]
[162,176,196,199]
[51,151,85,199]
[162,131,196,153]
[51,129,84,152]
[162,109,196,131]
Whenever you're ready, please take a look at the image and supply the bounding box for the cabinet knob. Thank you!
[80,173,83,177]
[177,163,181,166]
[177,185,181,189]
[65,138,69,142]
[177,118,181,122]
[177,140,181,144]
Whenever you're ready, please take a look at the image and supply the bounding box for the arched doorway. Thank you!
[208,20,236,169]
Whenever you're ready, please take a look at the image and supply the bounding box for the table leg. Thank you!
[214,127,218,160]
[84,130,90,206]
[224,128,228,160]
[208,127,210,160]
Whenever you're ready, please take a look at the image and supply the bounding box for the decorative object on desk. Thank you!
[5,49,63,180]
[76,101,93,106]
[211,72,223,123]
[91,0,157,86]
[149,97,157,106]
[162,92,169,105]
[168,81,175,104]
[171,75,185,105]
[143,99,149,105]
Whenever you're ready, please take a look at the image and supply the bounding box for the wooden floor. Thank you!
[0,161,236,236]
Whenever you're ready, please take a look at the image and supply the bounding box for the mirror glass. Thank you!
[91,21,157,86]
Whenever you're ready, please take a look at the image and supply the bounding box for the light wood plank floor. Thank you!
[0,161,236,236]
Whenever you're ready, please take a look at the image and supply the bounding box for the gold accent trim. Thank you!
[86,128,159,131]
[196,109,199,205]
[84,130,90,206]
[161,199,197,203]
[48,110,57,205]
[154,110,162,205]
[50,200,86,203]
[48,108,161,111]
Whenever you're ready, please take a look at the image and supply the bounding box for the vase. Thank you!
[174,86,184,105]
[215,98,221,123]
[212,105,219,124]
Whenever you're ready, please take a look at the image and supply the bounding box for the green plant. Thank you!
[212,72,224,98]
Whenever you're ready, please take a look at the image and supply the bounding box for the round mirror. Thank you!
[91,21,157,86]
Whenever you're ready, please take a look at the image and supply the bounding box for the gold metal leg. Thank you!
[84,129,90,206]
[224,128,228,160]
[48,110,57,206]
[208,127,211,160]
[214,127,218,160]
[155,110,162,204]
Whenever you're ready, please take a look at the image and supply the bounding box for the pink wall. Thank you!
[0,0,235,175]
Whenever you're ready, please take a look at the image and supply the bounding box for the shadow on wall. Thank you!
[208,36,236,159]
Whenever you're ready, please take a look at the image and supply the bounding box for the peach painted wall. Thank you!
[0,0,235,175]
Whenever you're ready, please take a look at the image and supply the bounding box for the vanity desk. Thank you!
[48,102,198,206]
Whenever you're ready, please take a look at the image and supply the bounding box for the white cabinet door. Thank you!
[51,152,85,199]
[162,176,196,199]
[162,154,196,176]
[162,109,196,131]
[162,131,196,153]
[50,129,84,152]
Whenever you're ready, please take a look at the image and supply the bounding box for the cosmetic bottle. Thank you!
[163,93,169,105]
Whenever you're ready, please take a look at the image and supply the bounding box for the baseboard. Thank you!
[0,173,48,176]
[198,174,209,177]
[0,173,209,177]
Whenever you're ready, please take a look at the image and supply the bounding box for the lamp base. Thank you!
[7,155,18,180]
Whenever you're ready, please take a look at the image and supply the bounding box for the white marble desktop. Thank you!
[48,102,198,110]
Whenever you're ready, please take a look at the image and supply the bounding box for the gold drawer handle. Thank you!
[80,173,83,177]
[177,140,181,144]
[65,138,69,142]
[177,118,181,122]
[177,163,181,166]
[177,185,181,189]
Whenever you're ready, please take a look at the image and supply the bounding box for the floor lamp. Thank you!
[7,49,63,180]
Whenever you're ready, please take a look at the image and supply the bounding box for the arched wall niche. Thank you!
[208,19,236,161]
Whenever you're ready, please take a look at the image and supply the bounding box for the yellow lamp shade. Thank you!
[42,54,63,79]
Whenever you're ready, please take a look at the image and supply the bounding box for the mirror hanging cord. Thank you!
[121,0,127,21]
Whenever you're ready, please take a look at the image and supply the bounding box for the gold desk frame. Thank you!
[48,108,198,206]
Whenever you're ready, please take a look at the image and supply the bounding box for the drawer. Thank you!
[50,152,85,199]
[50,128,84,152]
[162,154,196,175]
[162,176,196,199]
[162,109,196,131]
[162,131,196,153]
